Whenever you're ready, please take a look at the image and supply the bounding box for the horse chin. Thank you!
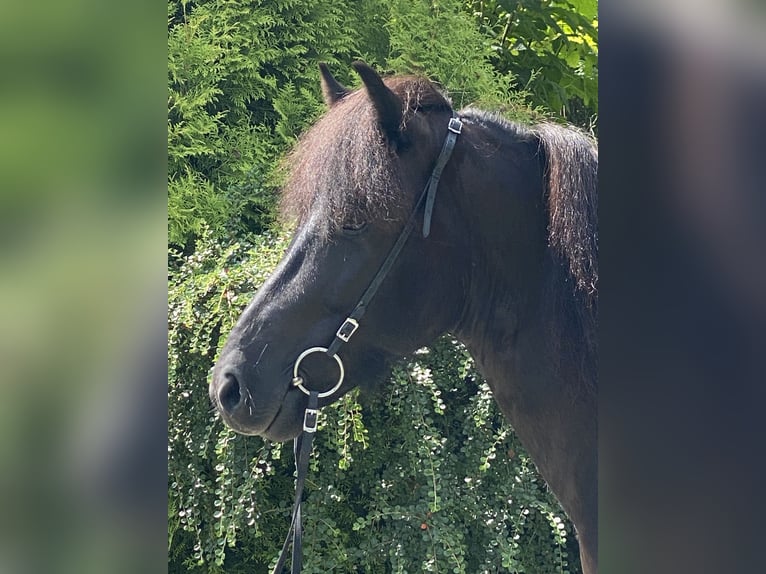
[259,391,306,442]
[261,418,302,442]
[219,400,301,441]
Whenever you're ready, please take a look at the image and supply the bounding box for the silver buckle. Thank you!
[303,408,319,433]
[448,117,463,134]
[336,317,359,343]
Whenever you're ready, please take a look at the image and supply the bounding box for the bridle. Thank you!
[271,113,463,574]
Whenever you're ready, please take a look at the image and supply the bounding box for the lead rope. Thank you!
[271,114,462,574]
[271,391,319,574]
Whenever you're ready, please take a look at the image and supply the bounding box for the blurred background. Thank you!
[599,1,766,573]
[0,0,763,573]
[0,1,167,573]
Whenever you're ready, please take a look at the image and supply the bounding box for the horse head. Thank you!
[209,63,473,440]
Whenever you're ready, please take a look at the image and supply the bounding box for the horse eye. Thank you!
[341,221,368,235]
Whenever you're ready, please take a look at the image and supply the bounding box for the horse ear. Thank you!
[318,63,349,106]
[352,61,403,141]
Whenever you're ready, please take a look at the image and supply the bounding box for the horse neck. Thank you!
[455,250,598,547]
[449,117,593,401]
[450,132,597,545]
[450,123,550,372]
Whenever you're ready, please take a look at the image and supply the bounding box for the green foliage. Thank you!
[169,228,291,572]
[468,0,598,125]
[169,232,581,573]
[168,0,356,248]
[385,0,519,111]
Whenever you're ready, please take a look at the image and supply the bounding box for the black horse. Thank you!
[210,62,597,573]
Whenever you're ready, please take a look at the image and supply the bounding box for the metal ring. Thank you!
[291,347,344,398]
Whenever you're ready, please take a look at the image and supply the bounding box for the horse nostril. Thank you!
[218,372,243,413]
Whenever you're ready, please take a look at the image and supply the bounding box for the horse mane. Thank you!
[280,75,452,236]
[533,122,598,391]
[533,123,598,300]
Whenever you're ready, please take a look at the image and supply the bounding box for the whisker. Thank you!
[254,343,269,368]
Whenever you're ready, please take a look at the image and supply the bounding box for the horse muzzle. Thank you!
[210,346,347,440]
